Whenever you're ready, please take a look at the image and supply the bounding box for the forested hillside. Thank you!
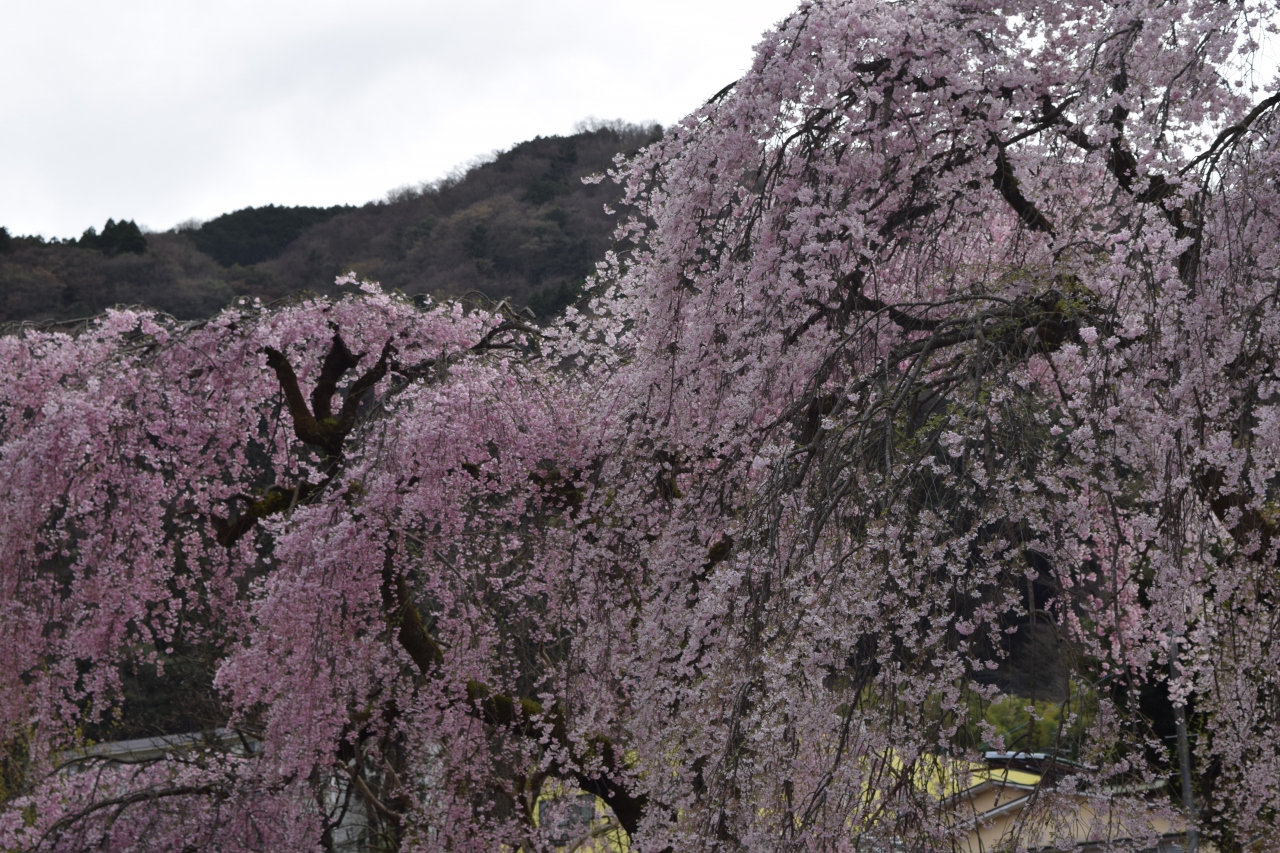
[0,121,658,326]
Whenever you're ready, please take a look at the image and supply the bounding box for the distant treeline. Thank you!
[3,218,147,257]
[0,120,660,327]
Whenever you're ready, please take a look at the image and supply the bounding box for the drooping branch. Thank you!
[375,542,648,837]
[389,313,539,386]
[1182,90,1280,178]
[840,271,943,334]
[461,680,647,838]
[40,783,226,848]
[472,317,539,353]
[1197,466,1280,567]
[379,548,444,674]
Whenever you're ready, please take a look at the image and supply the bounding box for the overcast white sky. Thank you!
[1,0,800,239]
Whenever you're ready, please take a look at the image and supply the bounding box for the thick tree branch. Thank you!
[212,481,318,547]
[841,272,943,334]
[992,147,1054,234]
[261,345,330,451]
[214,333,396,547]
[261,332,395,459]
[337,340,395,434]
[311,331,359,420]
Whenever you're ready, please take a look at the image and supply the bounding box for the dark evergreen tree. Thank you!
[79,219,147,256]
[99,218,147,256]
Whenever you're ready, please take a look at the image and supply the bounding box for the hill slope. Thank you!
[1,122,657,325]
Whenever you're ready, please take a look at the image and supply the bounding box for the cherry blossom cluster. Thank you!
[5,0,1280,848]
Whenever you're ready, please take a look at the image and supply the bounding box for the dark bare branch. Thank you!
[992,147,1054,234]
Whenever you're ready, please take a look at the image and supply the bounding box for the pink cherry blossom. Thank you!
[6,0,1280,848]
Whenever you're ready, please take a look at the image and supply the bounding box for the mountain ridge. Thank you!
[0,120,658,326]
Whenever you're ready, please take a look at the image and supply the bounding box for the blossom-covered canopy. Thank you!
[5,0,1280,848]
